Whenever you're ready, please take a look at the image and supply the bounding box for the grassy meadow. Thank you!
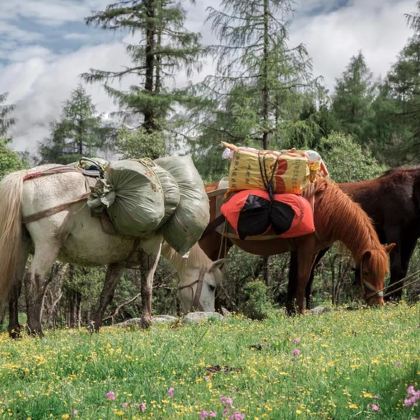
[0,303,419,419]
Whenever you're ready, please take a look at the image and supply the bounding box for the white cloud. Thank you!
[0,0,416,154]
[290,0,414,91]
[0,0,111,26]
[1,41,130,152]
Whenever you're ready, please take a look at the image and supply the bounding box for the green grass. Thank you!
[0,303,419,419]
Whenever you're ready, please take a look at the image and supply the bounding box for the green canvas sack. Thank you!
[105,159,165,237]
[155,156,209,255]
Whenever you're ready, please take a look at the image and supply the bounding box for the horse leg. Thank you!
[388,234,418,300]
[286,252,298,315]
[295,240,317,314]
[138,237,162,329]
[92,263,124,331]
[8,241,29,339]
[24,242,60,336]
[304,248,329,310]
[8,282,23,339]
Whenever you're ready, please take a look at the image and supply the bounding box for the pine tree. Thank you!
[0,93,15,139]
[39,86,105,164]
[331,52,375,143]
[83,0,203,156]
[204,0,313,150]
[386,2,420,161]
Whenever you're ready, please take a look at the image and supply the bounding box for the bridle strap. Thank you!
[192,268,206,311]
[178,268,207,311]
[360,259,384,299]
[363,279,384,298]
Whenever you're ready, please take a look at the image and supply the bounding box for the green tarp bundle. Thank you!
[155,155,210,255]
[153,163,180,226]
[87,156,208,255]
[105,159,165,237]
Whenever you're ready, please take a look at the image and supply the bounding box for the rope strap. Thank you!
[22,193,90,224]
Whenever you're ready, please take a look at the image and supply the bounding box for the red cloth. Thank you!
[221,189,315,238]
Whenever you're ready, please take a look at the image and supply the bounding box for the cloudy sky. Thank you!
[0,0,416,153]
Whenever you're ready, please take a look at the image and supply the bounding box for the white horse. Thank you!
[0,165,224,336]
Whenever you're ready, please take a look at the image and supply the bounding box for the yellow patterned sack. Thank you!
[223,142,327,195]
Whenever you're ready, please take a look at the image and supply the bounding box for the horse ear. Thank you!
[210,258,225,272]
[384,243,396,254]
[361,250,372,265]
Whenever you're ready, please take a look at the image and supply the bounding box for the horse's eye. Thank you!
[208,284,216,292]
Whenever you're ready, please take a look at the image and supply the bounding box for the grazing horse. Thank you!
[202,178,394,313]
[0,165,223,337]
[292,166,420,308]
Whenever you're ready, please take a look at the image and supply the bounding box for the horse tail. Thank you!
[0,170,26,304]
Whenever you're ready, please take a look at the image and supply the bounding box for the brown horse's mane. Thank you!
[379,165,420,178]
[311,178,388,273]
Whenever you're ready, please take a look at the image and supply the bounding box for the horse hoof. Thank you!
[140,316,152,329]
[8,327,22,340]
[26,327,44,338]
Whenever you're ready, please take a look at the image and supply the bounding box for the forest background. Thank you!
[0,0,419,327]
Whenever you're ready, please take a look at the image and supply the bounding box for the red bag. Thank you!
[221,189,315,239]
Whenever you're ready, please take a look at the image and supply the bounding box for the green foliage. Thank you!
[0,139,25,179]
[386,34,420,163]
[84,0,204,138]
[241,280,273,320]
[331,52,375,143]
[199,0,314,150]
[39,86,108,164]
[116,127,165,159]
[0,93,15,138]
[318,132,386,182]
[0,304,418,418]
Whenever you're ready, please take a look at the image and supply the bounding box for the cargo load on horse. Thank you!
[222,142,328,195]
[156,155,210,255]
[87,156,209,255]
[221,189,315,240]
[219,142,327,240]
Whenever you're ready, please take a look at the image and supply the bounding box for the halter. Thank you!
[360,259,384,300]
[177,268,207,311]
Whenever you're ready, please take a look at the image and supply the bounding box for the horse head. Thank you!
[177,259,225,313]
[360,243,395,305]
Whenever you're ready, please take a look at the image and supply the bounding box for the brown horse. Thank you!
[292,166,420,308]
[201,177,394,313]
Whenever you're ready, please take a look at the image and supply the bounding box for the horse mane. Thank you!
[161,242,213,274]
[312,178,388,273]
[380,165,420,178]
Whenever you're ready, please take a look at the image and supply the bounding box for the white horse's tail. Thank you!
[0,171,25,303]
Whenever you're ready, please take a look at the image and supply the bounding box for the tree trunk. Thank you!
[261,0,270,150]
[143,0,157,132]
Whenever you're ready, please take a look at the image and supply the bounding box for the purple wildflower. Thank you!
[369,403,380,412]
[199,410,217,419]
[404,385,420,408]
[167,387,175,398]
[292,337,301,344]
[138,402,147,412]
[199,410,209,419]
[229,412,245,420]
[220,396,233,407]
[105,391,116,401]
[292,348,301,357]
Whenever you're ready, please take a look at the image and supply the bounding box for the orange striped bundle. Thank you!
[223,142,314,195]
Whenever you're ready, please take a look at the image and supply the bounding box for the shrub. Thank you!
[241,279,273,320]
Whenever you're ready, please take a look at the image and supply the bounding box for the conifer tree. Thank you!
[83,0,203,156]
[0,93,15,139]
[39,86,104,164]
[331,52,375,143]
[205,0,313,150]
